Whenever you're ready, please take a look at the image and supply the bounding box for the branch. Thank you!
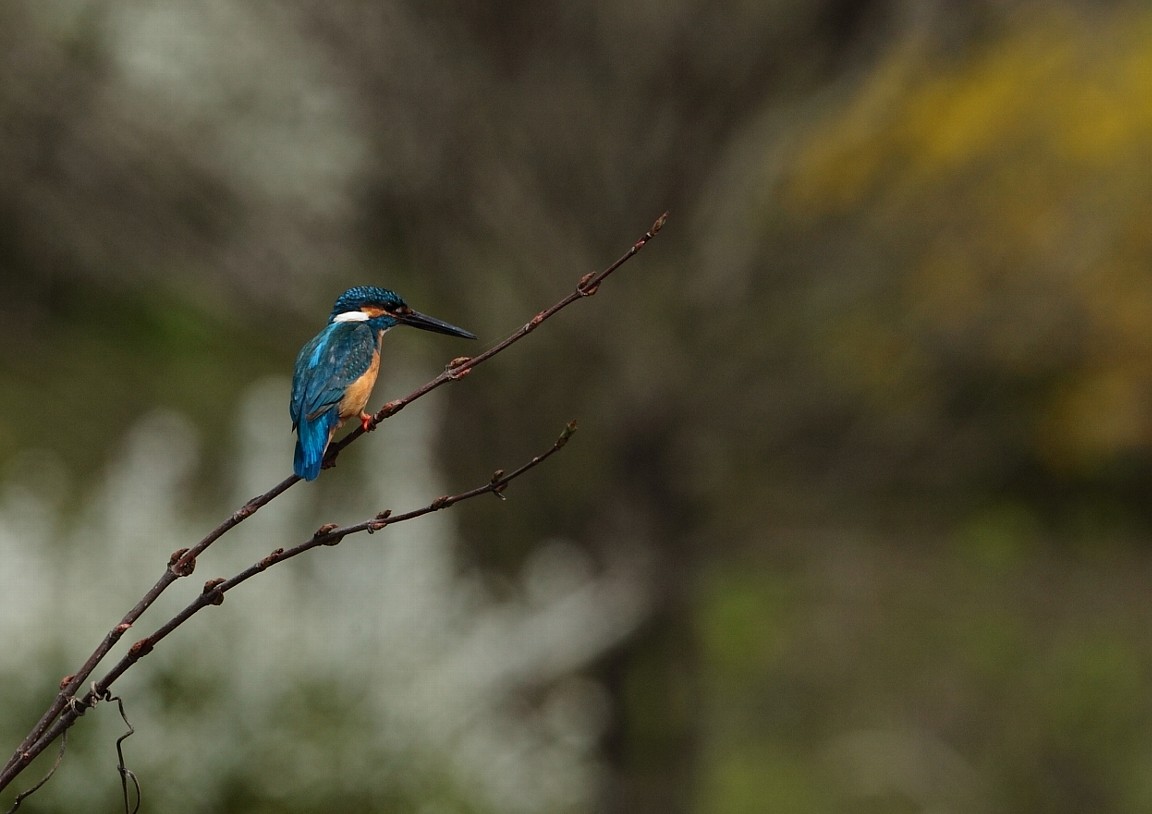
[14,422,577,789]
[0,213,666,795]
[326,210,669,456]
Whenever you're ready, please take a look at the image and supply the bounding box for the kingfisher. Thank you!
[290,285,476,480]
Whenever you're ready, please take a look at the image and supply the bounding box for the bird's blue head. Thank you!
[328,285,476,339]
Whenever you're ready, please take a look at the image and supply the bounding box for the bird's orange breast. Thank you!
[338,346,381,421]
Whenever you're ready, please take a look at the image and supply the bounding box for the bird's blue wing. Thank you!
[290,322,378,481]
[290,322,377,428]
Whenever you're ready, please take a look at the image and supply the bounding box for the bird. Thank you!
[290,285,476,480]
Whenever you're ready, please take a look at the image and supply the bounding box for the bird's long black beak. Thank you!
[398,308,477,339]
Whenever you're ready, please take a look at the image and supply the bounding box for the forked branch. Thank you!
[8,421,578,795]
[0,213,667,797]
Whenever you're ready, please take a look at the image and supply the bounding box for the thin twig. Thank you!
[0,212,666,795]
[3,731,66,813]
[327,211,669,456]
[0,478,294,782]
[108,694,140,814]
[17,422,577,781]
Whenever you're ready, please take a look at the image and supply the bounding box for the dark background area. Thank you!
[3,1,1152,811]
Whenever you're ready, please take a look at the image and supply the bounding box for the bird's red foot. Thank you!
[359,411,375,432]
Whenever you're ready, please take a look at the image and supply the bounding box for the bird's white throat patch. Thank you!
[333,310,371,323]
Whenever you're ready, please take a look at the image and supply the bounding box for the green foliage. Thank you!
[697,535,1152,813]
[4,2,1152,812]
[782,9,1152,496]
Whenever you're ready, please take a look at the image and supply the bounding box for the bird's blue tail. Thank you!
[294,409,341,481]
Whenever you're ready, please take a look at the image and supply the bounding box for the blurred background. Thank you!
[2,0,1152,811]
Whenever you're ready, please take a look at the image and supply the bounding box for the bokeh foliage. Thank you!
[2,1,1152,812]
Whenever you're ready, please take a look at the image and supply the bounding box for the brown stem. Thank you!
[0,212,666,796]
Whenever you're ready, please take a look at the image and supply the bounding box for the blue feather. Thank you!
[294,407,342,481]
[290,322,378,480]
[290,286,475,481]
